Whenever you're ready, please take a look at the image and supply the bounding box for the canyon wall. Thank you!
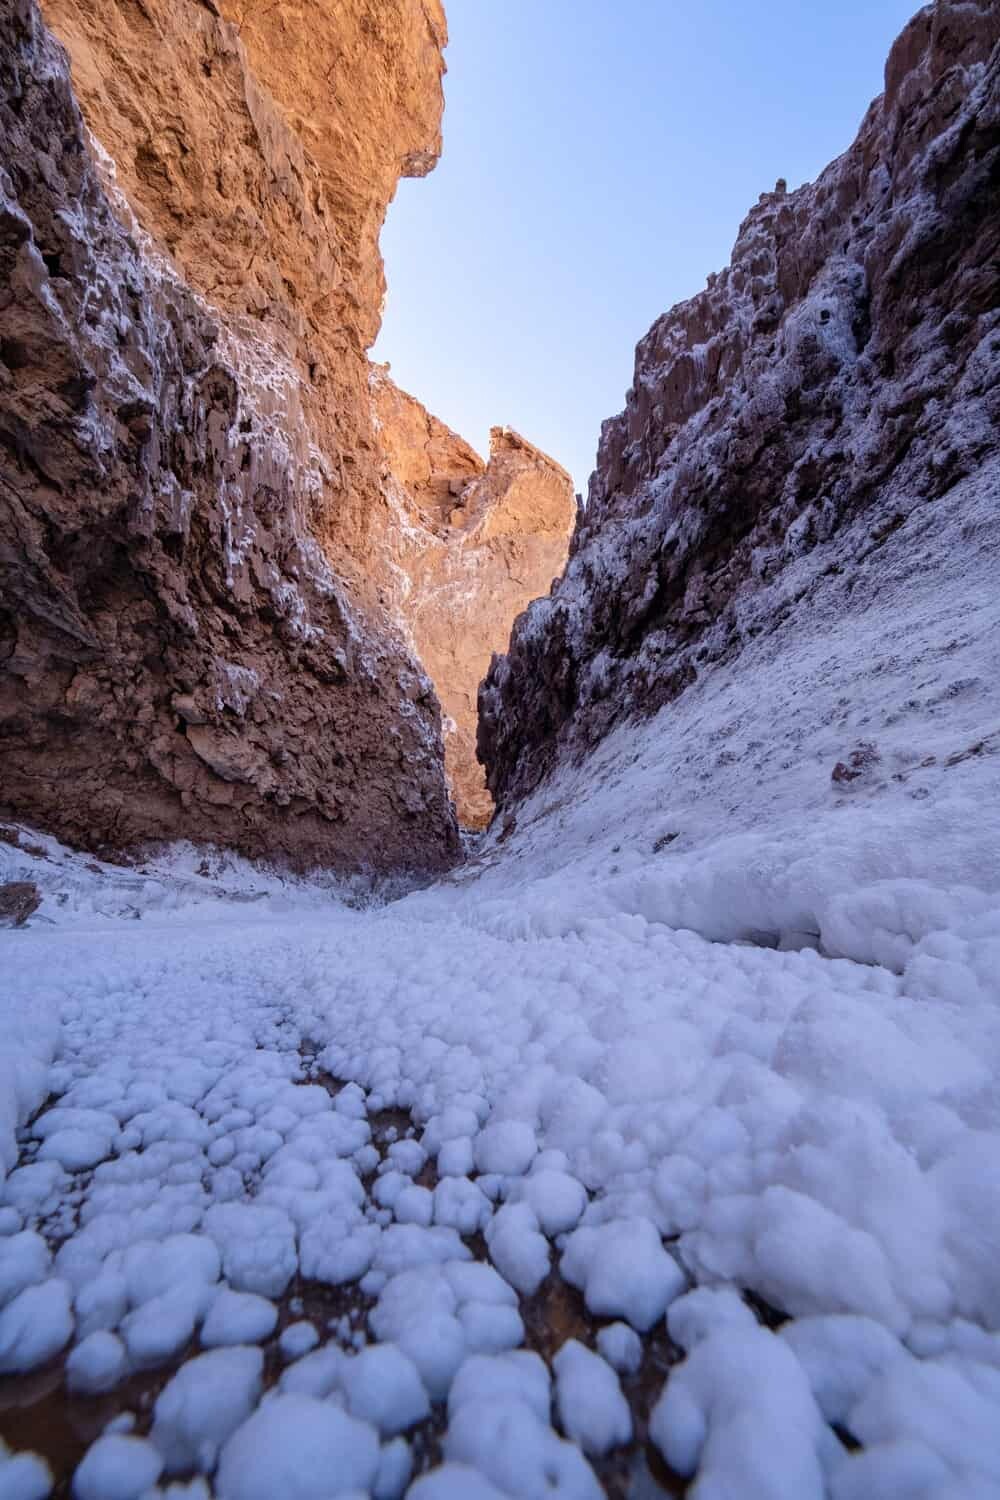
[374,369,575,826]
[480,0,1000,809]
[0,0,459,871]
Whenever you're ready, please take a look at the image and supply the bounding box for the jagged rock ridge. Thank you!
[374,369,575,827]
[480,0,1000,808]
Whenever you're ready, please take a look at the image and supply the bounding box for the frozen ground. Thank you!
[1,556,1000,1500]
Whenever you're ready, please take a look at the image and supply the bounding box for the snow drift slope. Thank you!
[451,462,1000,978]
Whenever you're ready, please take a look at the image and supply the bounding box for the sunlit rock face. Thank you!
[37,0,450,602]
[373,370,575,827]
[480,1,1000,809]
[0,0,459,872]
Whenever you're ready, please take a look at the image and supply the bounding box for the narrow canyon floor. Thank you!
[2,711,999,1500]
[2,2,997,1495]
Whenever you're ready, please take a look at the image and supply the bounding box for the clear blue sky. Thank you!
[374,0,919,495]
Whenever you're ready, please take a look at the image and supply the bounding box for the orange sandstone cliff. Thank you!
[373,370,575,826]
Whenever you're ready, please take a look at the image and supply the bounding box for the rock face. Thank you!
[37,0,449,604]
[0,0,458,871]
[480,0,1000,809]
[374,370,575,826]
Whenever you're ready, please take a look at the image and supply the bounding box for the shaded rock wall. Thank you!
[480,0,1000,809]
[374,370,575,826]
[0,0,458,872]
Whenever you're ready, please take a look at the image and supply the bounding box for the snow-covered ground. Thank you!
[2,734,999,1499]
[2,488,1000,1499]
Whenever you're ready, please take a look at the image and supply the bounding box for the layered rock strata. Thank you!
[480,0,1000,808]
[374,370,575,826]
[0,0,458,871]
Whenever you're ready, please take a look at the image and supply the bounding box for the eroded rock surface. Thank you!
[0,0,458,871]
[375,371,575,826]
[480,0,1000,808]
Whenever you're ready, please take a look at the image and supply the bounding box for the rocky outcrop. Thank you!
[0,0,458,871]
[480,0,1000,810]
[374,370,575,826]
